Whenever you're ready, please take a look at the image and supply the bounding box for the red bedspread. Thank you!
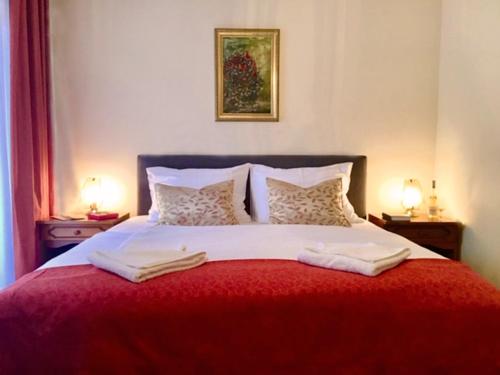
[1,259,499,374]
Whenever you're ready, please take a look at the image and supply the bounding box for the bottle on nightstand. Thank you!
[428,180,439,220]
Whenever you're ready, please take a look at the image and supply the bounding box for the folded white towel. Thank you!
[298,242,410,276]
[305,242,410,262]
[88,248,207,283]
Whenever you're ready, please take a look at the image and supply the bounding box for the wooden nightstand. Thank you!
[368,214,463,260]
[37,213,130,263]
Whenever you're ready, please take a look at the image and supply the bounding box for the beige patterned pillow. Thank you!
[267,177,351,226]
[154,180,238,226]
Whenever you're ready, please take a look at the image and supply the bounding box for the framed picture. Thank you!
[215,28,280,122]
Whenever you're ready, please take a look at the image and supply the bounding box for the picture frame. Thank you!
[215,28,280,122]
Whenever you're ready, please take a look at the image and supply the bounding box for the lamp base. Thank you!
[88,203,98,214]
[404,208,419,218]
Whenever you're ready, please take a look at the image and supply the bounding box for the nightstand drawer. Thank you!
[47,226,104,239]
[389,225,456,242]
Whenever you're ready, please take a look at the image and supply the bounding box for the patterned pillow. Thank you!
[154,180,238,226]
[266,177,351,226]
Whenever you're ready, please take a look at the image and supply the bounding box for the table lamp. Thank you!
[81,177,102,214]
[401,178,423,217]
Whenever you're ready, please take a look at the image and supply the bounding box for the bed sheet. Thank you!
[40,216,444,270]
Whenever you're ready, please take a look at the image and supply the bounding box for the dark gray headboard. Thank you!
[138,155,367,218]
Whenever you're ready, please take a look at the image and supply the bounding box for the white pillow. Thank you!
[250,163,363,224]
[147,164,251,224]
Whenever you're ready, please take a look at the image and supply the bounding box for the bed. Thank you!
[1,155,499,374]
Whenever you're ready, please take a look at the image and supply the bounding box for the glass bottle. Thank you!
[428,180,439,219]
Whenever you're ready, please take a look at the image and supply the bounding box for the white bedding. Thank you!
[40,216,444,269]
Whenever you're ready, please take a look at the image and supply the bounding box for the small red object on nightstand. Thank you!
[87,212,119,221]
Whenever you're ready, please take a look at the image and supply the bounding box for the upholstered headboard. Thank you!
[137,155,367,218]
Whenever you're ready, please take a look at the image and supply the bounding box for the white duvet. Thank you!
[40,216,444,270]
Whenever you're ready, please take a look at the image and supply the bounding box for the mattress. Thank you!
[40,216,444,270]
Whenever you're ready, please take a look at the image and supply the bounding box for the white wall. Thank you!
[50,0,441,216]
[436,0,500,286]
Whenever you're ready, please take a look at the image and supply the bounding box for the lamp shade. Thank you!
[81,177,102,213]
[401,178,423,216]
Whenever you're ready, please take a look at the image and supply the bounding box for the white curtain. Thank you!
[0,0,14,289]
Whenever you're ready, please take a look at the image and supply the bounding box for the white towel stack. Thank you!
[88,247,207,283]
[298,242,410,277]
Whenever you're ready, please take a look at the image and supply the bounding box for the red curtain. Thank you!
[10,0,53,277]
